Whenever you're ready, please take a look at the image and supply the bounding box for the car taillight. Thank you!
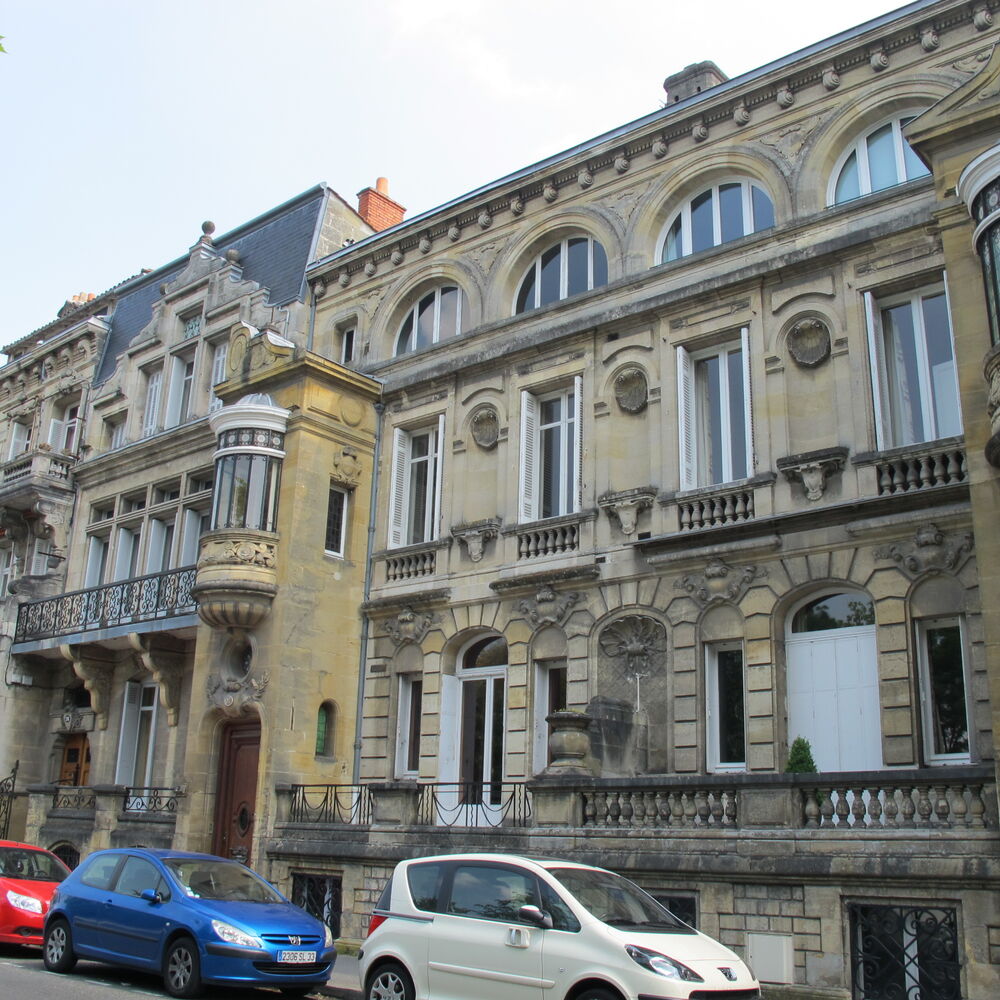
[367,912,387,937]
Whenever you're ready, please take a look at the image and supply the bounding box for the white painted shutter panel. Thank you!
[863,291,889,450]
[432,413,445,540]
[113,527,135,581]
[676,346,696,490]
[145,519,166,574]
[573,375,584,512]
[9,421,29,459]
[519,390,538,522]
[114,681,141,786]
[388,427,409,548]
[84,536,107,587]
[181,509,202,565]
[143,370,162,436]
[940,270,963,436]
[741,326,755,476]
[48,415,65,449]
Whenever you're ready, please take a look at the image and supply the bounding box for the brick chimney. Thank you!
[663,61,727,104]
[357,177,405,232]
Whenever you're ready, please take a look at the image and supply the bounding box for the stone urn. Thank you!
[544,710,595,774]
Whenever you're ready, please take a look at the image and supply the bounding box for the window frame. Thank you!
[209,340,228,413]
[114,680,159,789]
[532,658,568,774]
[7,419,32,460]
[387,416,445,548]
[394,286,465,356]
[705,641,747,774]
[141,365,163,437]
[165,350,197,428]
[514,236,608,314]
[396,674,424,778]
[915,616,973,766]
[325,484,348,557]
[676,328,754,490]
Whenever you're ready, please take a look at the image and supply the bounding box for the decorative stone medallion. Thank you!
[787,318,832,368]
[613,367,649,413]
[470,405,500,450]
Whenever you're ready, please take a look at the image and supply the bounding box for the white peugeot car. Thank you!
[359,852,760,1000]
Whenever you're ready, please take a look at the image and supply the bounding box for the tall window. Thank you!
[865,285,961,449]
[341,326,356,365]
[519,377,582,522]
[831,115,929,205]
[165,352,196,427]
[84,534,109,587]
[114,681,158,790]
[661,180,774,262]
[395,286,465,356]
[325,486,348,556]
[0,549,12,596]
[388,417,444,547]
[533,660,568,771]
[48,403,79,454]
[142,366,163,437]
[144,518,175,573]
[212,428,285,533]
[677,329,753,489]
[7,419,32,459]
[209,341,228,412]
[917,618,971,765]
[397,676,423,776]
[113,525,143,581]
[706,644,746,772]
[515,237,608,314]
[315,701,336,757]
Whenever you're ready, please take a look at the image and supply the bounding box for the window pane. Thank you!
[325,488,346,553]
[719,183,745,244]
[717,648,745,765]
[664,216,683,262]
[866,124,898,192]
[792,593,875,632]
[592,240,608,288]
[539,244,562,306]
[751,186,774,231]
[922,293,960,439]
[567,237,589,297]
[925,625,969,756]
[882,302,924,445]
[406,680,423,772]
[541,423,562,518]
[416,292,436,350]
[835,151,861,203]
[396,313,414,356]
[901,120,929,182]
[231,454,252,527]
[727,348,747,479]
[695,354,723,485]
[691,190,714,253]
[516,267,537,313]
[438,286,459,341]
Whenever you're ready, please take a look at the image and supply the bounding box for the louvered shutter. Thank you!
[432,413,445,540]
[863,291,889,450]
[519,391,538,522]
[573,375,583,512]
[388,428,409,548]
[740,326,755,476]
[676,346,696,490]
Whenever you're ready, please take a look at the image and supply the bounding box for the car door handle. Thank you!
[506,926,530,948]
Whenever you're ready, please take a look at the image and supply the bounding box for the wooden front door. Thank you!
[212,719,260,864]
[59,733,91,786]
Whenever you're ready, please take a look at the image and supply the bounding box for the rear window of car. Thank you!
[79,853,122,890]
[406,862,444,912]
[0,847,68,882]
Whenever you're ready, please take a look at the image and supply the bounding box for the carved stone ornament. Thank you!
[206,667,270,718]
[331,446,363,488]
[598,487,657,536]
[448,223,461,242]
[787,317,832,368]
[478,210,492,230]
[391,248,404,266]
[613,367,649,414]
[983,346,1000,467]
[920,25,940,50]
[675,559,765,607]
[451,518,501,563]
[419,235,432,254]
[543,183,558,203]
[692,119,708,142]
[776,84,795,109]
[199,539,276,569]
[598,615,668,680]
[387,606,437,646]
[733,101,751,126]
[974,3,994,31]
[578,167,594,188]
[59,709,84,732]
[822,64,841,90]
[875,524,974,579]
[129,634,184,727]
[470,405,500,450]
[777,448,847,501]
[519,586,580,628]
[510,195,525,215]
[651,138,668,159]
[870,47,889,72]
[338,271,350,288]
[614,154,630,174]
[364,259,377,277]
[61,648,114,731]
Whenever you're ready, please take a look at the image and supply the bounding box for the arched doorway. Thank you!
[786,591,882,772]
[212,718,260,864]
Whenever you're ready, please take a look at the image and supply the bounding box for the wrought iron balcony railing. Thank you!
[122,786,182,815]
[14,565,197,643]
[417,781,532,828]
[288,784,373,825]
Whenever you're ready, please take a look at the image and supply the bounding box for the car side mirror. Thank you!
[518,904,553,929]
[140,888,163,904]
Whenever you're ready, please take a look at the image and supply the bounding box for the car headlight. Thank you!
[324,924,335,948]
[211,919,262,949]
[6,890,42,914]
[625,944,704,982]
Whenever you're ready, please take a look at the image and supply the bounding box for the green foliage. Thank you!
[785,736,818,773]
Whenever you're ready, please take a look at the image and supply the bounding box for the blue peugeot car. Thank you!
[43,848,335,998]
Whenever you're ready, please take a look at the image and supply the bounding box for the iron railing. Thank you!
[417,782,532,828]
[15,565,197,642]
[123,786,181,814]
[52,785,96,811]
[289,784,373,825]
[0,760,18,839]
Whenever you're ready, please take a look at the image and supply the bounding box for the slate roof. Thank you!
[94,185,328,385]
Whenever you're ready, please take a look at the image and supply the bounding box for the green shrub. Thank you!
[785,736,818,773]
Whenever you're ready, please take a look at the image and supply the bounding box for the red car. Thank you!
[0,840,70,947]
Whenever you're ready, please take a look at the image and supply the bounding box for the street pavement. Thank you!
[323,951,361,998]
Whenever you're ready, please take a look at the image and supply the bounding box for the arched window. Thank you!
[395,285,466,356]
[791,592,875,632]
[831,115,930,205]
[315,701,336,757]
[660,180,774,262]
[515,236,608,314]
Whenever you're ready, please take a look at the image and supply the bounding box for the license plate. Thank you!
[278,950,316,963]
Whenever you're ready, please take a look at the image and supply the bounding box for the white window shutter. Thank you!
[85,536,107,587]
[388,427,409,548]
[519,390,538,522]
[114,681,141,786]
[48,415,65,449]
[143,370,162,436]
[676,346,696,490]
[432,413,445,540]
[940,270,963,436]
[145,519,166,574]
[113,527,133,581]
[573,375,584,512]
[863,291,889,450]
[740,326,755,475]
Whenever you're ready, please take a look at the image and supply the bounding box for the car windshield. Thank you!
[0,847,69,882]
[164,859,284,903]
[548,866,695,933]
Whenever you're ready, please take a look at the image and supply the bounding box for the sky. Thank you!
[1,0,913,341]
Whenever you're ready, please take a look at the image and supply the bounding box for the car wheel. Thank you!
[576,989,621,1000]
[164,936,202,998]
[366,961,415,1000]
[43,919,77,973]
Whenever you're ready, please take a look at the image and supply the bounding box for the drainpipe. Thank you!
[353,400,384,783]
[306,279,326,353]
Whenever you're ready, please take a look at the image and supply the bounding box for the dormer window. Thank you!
[395,286,466,356]
[830,115,929,205]
[181,312,203,340]
[515,236,608,314]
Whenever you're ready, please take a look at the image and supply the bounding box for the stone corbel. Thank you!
[331,447,363,489]
[0,507,29,543]
[777,447,848,501]
[451,518,501,562]
[598,487,657,536]
[386,606,438,646]
[875,523,974,579]
[675,558,765,608]
[128,633,185,727]
[60,644,116,730]
[518,586,580,628]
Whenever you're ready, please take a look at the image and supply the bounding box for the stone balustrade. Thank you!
[675,484,755,531]
[517,521,580,559]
